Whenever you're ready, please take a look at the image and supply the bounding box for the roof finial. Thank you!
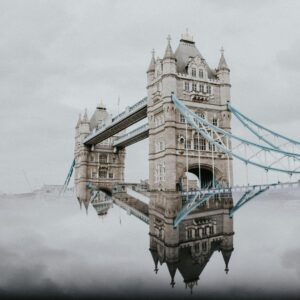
[163,34,175,59]
[220,46,224,55]
[151,48,155,58]
[167,34,171,44]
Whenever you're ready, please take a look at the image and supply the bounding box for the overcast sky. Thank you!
[1,0,300,193]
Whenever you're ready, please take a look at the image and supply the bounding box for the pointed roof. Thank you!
[75,113,81,128]
[147,49,156,73]
[82,108,89,123]
[166,261,178,288]
[218,47,230,71]
[163,35,175,60]
[221,247,233,274]
[149,248,159,274]
[174,31,216,78]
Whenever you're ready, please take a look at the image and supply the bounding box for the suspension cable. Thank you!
[185,118,189,194]
[198,132,201,189]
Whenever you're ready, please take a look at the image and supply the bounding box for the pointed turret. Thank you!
[147,49,156,73]
[166,261,178,288]
[162,35,176,75]
[163,35,175,60]
[149,248,159,274]
[221,247,233,274]
[218,47,230,71]
[75,113,81,129]
[216,47,231,104]
[82,108,89,123]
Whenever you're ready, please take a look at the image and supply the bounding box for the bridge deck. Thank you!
[182,180,300,197]
[113,123,149,149]
[84,97,148,145]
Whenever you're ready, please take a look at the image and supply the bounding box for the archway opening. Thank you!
[189,167,214,189]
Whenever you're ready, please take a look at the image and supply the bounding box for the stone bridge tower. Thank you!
[74,102,125,203]
[147,31,233,192]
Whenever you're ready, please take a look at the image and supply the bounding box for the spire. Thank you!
[163,35,175,60]
[76,113,81,128]
[166,261,178,288]
[218,47,229,71]
[221,247,233,274]
[147,49,156,73]
[82,108,89,123]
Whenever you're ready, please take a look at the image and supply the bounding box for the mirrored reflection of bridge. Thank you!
[64,31,300,233]
[80,187,233,293]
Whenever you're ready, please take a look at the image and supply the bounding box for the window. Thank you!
[209,226,214,235]
[90,155,94,162]
[99,170,107,178]
[192,82,197,91]
[199,69,204,78]
[99,154,107,163]
[195,243,200,252]
[202,241,207,251]
[200,138,206,151]
[199,84,204,93]
[184,81,189,91]
[155,162,166,183]
[194,138,199,150]
[195,228,200,238]
[209,143,216,151]
[180,113,186,123]
[187,228,193,239]
[212,118,218,126]
[185,140,191,149]
[191,68,196,77]
[109,173,114,179]
[207,85,212,94]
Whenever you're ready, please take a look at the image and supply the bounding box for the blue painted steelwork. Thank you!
[61,159,75,194]
[171,94,300,174]
[228,103,300,147]
[229,186,269,216]
[173,192,213,227]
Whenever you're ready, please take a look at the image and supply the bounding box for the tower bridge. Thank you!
[65,31,300,227]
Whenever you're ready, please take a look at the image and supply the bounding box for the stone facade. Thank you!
[147,32,233,192]
[74,103,125,203]
[148,191,234,289]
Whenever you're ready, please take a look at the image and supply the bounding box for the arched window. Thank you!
[184,81,189,91]
[192,82,197,91]
[199,69,204,78]
[191,68,196,77]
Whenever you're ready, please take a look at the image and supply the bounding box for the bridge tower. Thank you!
[147,31,233,192]
[74,102,125,203]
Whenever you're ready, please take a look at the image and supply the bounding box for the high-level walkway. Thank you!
[113,123,149,149]
[84,97,148,145]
